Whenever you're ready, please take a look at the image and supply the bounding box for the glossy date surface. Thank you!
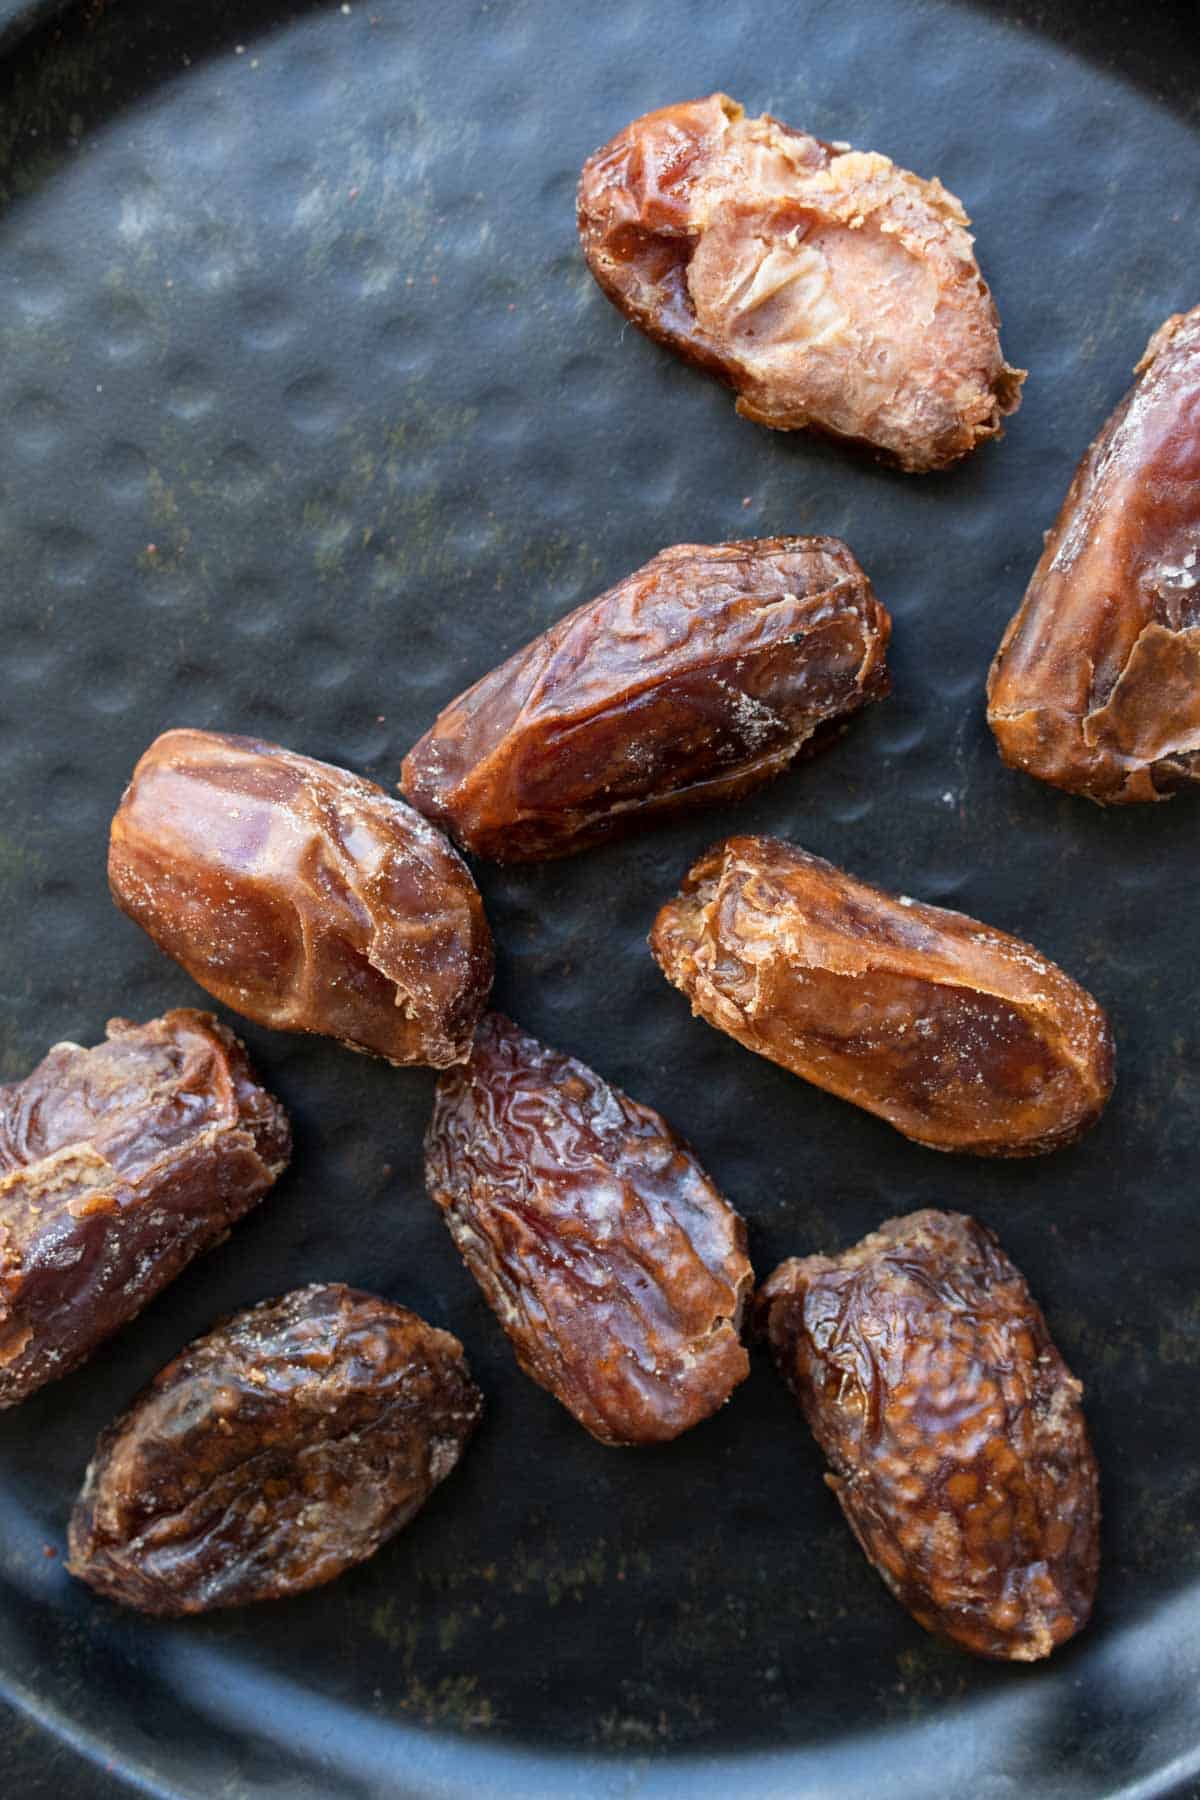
[757,1210,1100,1662]
[988,305,1200,802]
[401,538,890,862]
[578,94,1023,472]
[68,1283,482,1614]
[0,1011,290,1407]
[650,835,1114,1156]
[109,729,493,1067]
[424,1013,751,1445]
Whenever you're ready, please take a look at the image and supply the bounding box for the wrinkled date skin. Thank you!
[578,94,1023,472]
[756,1210,1101,1661]
[401,538,890,861]
[650,836,1114,1156]
[424,1013,752,1445]
[68,1283,482,1614]
[0,1011,289,1407]
[988,306,1200,802]
[109,729,494,1067]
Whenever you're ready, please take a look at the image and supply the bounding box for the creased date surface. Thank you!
[757,1211,1100,1661]
[650,836,1113,1156]
[68,1283,482,1614]
[0,1011,289,1407]
[578,94,1023,472]
[109,729,493,1067]
[425,1013,751,1445]
[988,305,1200,802]
[401,538,890,861]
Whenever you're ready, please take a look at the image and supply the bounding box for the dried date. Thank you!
[988,305,1200,802]
[578,94,1023,472]
[756,1210,1100,1661]
[401,537,890,861]
[650,835,1113,1156]
[67,1283,482,1614]
[424,1013,751,1445]
[0,1011,289,1407]
[109,729,493,1067]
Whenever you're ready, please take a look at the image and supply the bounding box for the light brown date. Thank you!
[424,1012,752,1445]
[109,729,494,1067]
[68,1283,482,1614]
[988,305,1200,802]
[756,1210,1100,1661]
[400,538,890,861]
[0,1011,290,1406]
[650,835,1114,1156]
[578,94,1023,472]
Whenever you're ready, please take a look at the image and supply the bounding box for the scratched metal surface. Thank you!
[0,1,1198,1796]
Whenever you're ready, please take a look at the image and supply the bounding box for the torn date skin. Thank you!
[757,1210,1100,1661]
[68,1284,482,1613]
[109,729,493,1067]
[401,537,890,861]
[424,1013,752,1445]
[0,1011,290,1407]
[578,94,1023,473]
[650,836,1113,1157]
[988,305,1200,802]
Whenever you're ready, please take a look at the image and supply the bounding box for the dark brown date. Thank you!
[401,538,890,861]
[650,835,1114,1156]
[109,729,493,1067]
[67,1283,482,1614]
[988,305,1200,802]
[424,1013,751,1445]
[756,1210,1100,1661]
[0,1011,289,1407]
[578,94,1023,473]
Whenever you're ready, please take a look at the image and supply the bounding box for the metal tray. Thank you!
[1,1,1198,1794]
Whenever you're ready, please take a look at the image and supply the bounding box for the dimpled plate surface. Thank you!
[0,2,1198,1796]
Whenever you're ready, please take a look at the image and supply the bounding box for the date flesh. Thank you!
[401,538,890,861]
[988,306,1200,802]
[756,1210,1100,1661]
[650,835,1113,1156]
[68,1283,482,1614]
[424,1013,751,1445]
[109,729,494,1067]
[0,1011,289,1407]
[578,94,1023,473]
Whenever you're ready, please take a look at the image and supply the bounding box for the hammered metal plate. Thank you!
[1,2,1199,1795]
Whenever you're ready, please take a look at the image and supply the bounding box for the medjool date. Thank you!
[68,1283,482,1614]
[0,1010,289,1407]
[988,305,1200,802]
[757,1210,1100,1661]
[578,94,1023,472]
[650,835,1113,1156]
[424,1013,751,1445]
[109,729,493,1067]
[401,537,890,861]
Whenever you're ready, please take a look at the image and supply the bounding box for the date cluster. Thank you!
[6,89,1198,1663]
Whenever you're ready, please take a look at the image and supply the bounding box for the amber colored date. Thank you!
[757,1210,1100,1661]
[424,1013,752,1445]
[68,1283,482,1614]
[0,1011,289,1407]
[401,538,890,861]
[650,835,1113,1156]
[578,94,1023,473]
[988,305,1200,802]
[109,729,493,1067]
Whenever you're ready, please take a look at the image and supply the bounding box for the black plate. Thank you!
[2,2,1199,1795]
